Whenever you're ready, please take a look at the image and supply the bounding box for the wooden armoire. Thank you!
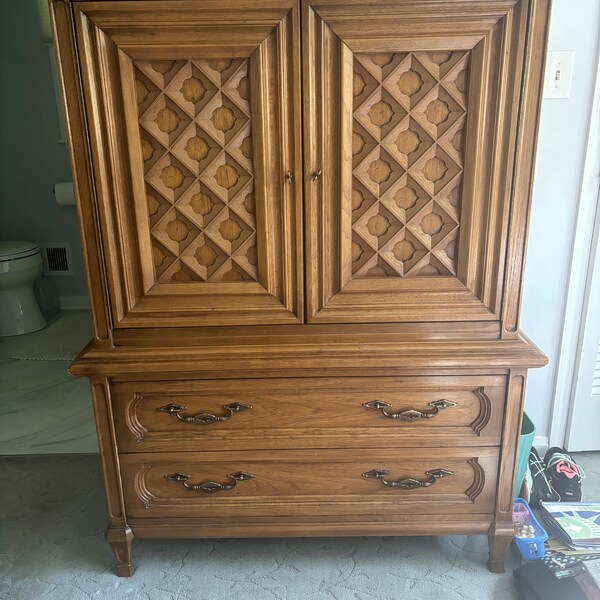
[51,0,550,576]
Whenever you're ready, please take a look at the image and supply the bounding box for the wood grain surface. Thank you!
[51,0,551,577]
[120,447,498,518]
[112,375,505,451]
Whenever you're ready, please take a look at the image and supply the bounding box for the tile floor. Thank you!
[0,311,97,454]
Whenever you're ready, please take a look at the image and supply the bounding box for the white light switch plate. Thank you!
[544,51,575,99]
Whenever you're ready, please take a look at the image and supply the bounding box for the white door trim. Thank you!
[566,184,600,450]
[548,45,600,449]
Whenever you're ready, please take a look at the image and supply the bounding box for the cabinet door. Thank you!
[304,0,531,323]
[74,1,302,327]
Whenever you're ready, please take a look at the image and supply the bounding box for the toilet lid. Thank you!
[0,241,40,260]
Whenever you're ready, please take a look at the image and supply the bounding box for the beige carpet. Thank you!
[1,454,596,599]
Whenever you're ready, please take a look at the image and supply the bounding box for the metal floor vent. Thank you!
[40,244,73,275]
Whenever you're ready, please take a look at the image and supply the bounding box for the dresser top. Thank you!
[70,330,546,378]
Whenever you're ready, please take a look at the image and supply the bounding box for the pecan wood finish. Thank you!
[51,0,551,577]
[351,51,469,279]
[136,58,259,284]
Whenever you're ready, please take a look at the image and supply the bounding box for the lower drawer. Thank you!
[120,447,498,519]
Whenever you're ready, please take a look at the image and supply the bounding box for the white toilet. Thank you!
[0,241,46,337]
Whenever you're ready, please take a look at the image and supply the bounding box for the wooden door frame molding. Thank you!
[71,0,304,328]
[50,0,114,346]
[303,0,535,325]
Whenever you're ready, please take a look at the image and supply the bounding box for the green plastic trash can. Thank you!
[515,412,535,494]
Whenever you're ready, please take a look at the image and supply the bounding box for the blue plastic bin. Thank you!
[512,498,548,560]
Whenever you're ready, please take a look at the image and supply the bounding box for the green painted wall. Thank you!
[0,0,87,303]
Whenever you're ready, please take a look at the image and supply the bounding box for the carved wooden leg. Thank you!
[487,533,512,573]
[106,526,135,576]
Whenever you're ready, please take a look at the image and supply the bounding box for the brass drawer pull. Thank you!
[164,471,255,493]
[157,402,251,425]
[362,399,457,422]
[363,468,454,489]
[311,169,322,181]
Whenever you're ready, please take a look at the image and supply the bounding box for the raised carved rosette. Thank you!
[134,59,257,283]
[352,51,470,278]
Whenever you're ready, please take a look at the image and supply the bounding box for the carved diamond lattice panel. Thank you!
[134,59,257,283]
[352,51,470,278]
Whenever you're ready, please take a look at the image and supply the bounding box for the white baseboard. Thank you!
[533,435,549,454]
[58,295,90,310]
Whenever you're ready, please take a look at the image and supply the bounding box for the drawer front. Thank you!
[120,447,498,518]
[113,376,506,452]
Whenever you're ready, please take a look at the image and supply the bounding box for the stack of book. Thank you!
[541,502,600,553]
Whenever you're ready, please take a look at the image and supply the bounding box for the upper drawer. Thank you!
[112,375,506,452]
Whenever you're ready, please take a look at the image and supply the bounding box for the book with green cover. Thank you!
[541,502,600,548]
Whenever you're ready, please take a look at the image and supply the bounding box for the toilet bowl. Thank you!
[0,241,46,337]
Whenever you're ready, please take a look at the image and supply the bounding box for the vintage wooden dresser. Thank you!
[51,0,550,576]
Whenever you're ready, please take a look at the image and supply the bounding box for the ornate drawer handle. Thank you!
[362,399,457,421]
[363,468,454,489]
[164,471,255,493]
[311,169,322,181]
[157,402,251,425]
